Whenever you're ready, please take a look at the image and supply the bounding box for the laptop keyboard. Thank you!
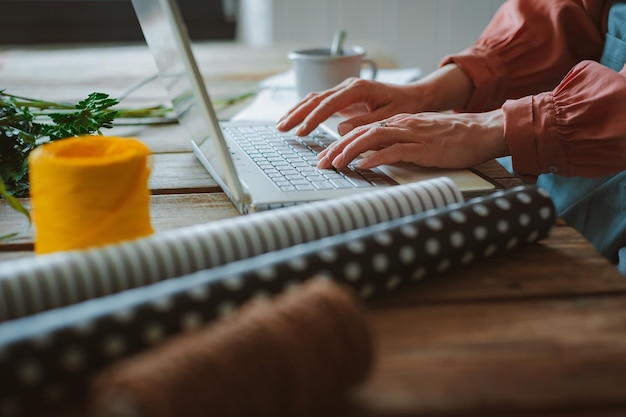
[224,125,394,191]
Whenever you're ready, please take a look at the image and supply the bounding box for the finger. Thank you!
[330,123,423,169]
[317,135,355,163]
[317,127,370,168]
[276,91,333,131]
[294,96,349,136]
[276,99,309,126]
[296,79,373,136]
[328,124,391,169]
[356,143,426,169]
[317,145,331,160]
[338,107,395,135]
[318,139,348,168]
[317,153,333,169]
[317,133,347,161]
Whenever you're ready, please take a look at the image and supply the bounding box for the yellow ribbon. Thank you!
[29,136,153,254]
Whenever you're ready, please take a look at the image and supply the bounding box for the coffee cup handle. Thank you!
[362,59,377,80]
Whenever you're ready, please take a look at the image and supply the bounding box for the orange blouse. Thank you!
[442,0,626,180]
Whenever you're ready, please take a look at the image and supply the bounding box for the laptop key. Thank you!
[329,178,354,189]
[312,182,335,190]
[345,176,375,188]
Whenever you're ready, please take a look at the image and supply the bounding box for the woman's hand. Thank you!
[276,77,423,137]
[317,109,509,170]
[276,63,476,138]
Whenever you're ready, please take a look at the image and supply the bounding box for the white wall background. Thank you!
[237,0,506,74]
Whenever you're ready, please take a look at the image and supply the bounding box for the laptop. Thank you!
[130,0,498,213]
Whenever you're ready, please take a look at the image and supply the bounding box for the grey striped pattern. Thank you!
[0,177,462,321]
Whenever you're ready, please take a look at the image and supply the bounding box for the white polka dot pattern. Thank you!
[0,178,462,322]
[0,185,555,417]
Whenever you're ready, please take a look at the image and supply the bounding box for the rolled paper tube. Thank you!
[0,177,462,321]
[89,279,373,417]
[28,136,153,254]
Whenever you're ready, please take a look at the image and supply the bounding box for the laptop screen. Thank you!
[131,0,245,202]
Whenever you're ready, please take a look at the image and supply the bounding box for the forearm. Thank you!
[409,63,475,112]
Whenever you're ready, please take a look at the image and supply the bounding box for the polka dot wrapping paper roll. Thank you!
[0,185,556,417]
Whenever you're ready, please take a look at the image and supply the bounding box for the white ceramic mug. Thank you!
[288,46,377,99]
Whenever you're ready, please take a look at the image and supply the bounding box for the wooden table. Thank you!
[1,42,626,417]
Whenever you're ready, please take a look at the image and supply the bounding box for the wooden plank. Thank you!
[0,193,239,253]
[474,159,522,182]
[150,152,220,193]
[0,199,31,250]
[149,192,239,230]
[473,159,524,192]
[0,251,33,262]
[345,294,626,416]
[493,177,528,190]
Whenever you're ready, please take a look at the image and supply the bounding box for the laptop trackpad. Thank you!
[376,162,495,192]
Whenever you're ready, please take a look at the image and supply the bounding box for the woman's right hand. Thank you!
[276,77,424,137]
[276,63,475,138]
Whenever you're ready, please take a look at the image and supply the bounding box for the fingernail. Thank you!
[338,123,352,135]
[317,156,329,168]
[331,154,345,168]
[296,125,307,136]
[356,157,371,169]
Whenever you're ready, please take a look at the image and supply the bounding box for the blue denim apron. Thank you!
[501,1,626,274]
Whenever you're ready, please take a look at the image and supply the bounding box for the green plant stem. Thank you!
[0,177,30,220]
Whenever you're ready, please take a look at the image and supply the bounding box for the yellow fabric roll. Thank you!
[29,136,153,254]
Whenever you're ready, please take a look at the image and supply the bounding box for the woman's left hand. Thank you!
[317,109,509,170]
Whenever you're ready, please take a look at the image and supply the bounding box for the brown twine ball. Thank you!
[89,278,374,417]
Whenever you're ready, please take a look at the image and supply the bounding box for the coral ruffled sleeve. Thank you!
[442,0,608,109]
[441,0,626,179]
[503,62,626,179]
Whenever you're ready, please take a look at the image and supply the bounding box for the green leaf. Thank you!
[0,176,30,222]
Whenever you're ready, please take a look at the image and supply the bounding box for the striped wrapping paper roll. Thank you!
[0,177,462,322]
[0,185,556,416]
